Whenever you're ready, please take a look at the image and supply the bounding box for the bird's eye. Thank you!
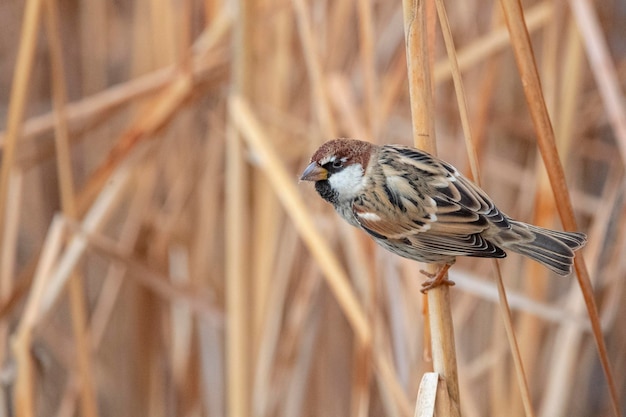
[322,158,345,173]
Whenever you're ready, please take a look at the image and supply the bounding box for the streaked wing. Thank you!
[352,145,510,257]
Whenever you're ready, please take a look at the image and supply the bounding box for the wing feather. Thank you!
[352,145,511,258]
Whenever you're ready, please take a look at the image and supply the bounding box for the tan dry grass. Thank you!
[0,0,625,416]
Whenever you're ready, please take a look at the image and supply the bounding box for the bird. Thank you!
[300,138,587,291]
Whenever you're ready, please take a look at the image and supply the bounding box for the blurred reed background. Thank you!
[1,0,625,416]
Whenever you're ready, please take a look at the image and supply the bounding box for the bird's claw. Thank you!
[419,265,454,293]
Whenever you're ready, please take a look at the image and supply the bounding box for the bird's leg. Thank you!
[419,264,454,293]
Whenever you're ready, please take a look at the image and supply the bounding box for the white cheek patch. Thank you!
[328,164,365,201]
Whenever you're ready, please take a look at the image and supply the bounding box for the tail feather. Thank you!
[505,222,587,275]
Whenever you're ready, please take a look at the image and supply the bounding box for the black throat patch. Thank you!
[315,180,339,205]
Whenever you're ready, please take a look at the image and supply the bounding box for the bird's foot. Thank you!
[419,264,454,293]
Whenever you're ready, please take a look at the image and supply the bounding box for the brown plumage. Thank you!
[300,139,586,285]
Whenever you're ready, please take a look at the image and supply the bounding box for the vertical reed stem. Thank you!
[227,0,254,416]
[0,0,43,266]
[402,0,460,415]
[498,0,620,415]
[45,1,100,416]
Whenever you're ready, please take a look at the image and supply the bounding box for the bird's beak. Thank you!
[300,162,328,182]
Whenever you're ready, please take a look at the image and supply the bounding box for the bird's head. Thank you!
[300,139,375,204]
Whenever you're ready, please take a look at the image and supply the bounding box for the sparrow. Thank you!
[300,138,587,291]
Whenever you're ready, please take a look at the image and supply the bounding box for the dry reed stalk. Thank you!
[266,262,321,415]
[12,215,66,417]
[493,260,536,416]
[189,119,225,306]
[414,372,438,416]
[402,0,460,415]
[324,77,380,413]
[339,217,376,297]
[383,262,412,386]
[79,0,107,95]
[250,0,293,354]
[539,3,561,117]
[326,0,356,73]
[517,3,578,405]
[452,271,588,328]
[252,227,299,416]
[452,353,481,417]
[433,0,478,181]
[152,0,178,67]
[369,296,409,417]
[15,160,143,410]
[88,171,154,345]
[76,74,193,214]
[593,190,626,316]
[514,142,551,411]
[569,0,626,165]
[470,3,503,159]
[372,336,413,417]
[168,244,193,388]
[578,165,623,275]
[291,0,337,137]
[152,133,198,409]
[56,382,80,417]
[55,167,162,415]
[433,1,553,85]
[226,0,255,414]
[0,171,22,414]
[436,2,535,415]
[328,75,370,139]
[0,49,228,151]
[356,0,378,136]
[539,164,622,416]
[0,0,43,277]
[333,0,548,123]
[62,218,222,319]
[194,4,233,54]
[198,314,225,416]
[230,96,371,343]
[231,86,410,408]
[2,0,623,414]
[402,0,435,150]
[0,255,37,324]
[498,0,620,415]
[378,51,412,133]
[351,341,372,417]
[226,109,252,416]
[0,173,21,301]
[538,284,589,416]
[281,294,323,416]
[45,0,99,415]
[251,173,281,340]
[338,236,375,415]
[556,18,585,151]
[46,0,76,212]
[488,312,509,415]
[39,159,135,318]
